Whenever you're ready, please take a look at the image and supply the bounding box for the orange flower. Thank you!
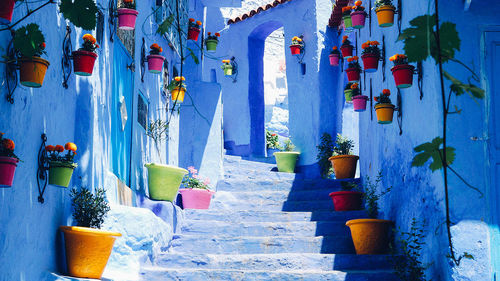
[374,96,379,102]
[151,43,160,49]
[352,56,358,60]
[370,41,380,46]
[2,138,14,151]
[55,145,64,153]
[45,145,55,152]
[351,83,359,89]
[355,1,362,6]
[215,32,220,37]
[382,89,391,95]
[389,55,396,61]
[83,34,96,44]
[333,46,338,50]
[174,76,185,81]
[189,18,195,22]
[361,43,368,49]
[65,142,77,152]
[196,20,202,26]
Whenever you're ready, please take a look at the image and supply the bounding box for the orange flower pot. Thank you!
[328,155,359,179]
[19,57,50,88]
[60,226,121,279]
[346,219,393,255]
[171,87,186,103]
[375,104,395,124]
[375,6,396,27]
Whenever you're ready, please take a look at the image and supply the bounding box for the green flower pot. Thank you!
[145,163,188,201]
[223,67,233,76]
[48,161,77,188]
[205,39,218,53]
[345,89,353,103]
[273,152,300,173]
[343,15,352,28]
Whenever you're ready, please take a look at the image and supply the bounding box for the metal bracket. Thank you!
[382,35,386,82]
[62,26,73,89]
[369,1,372,37]
[108,0,116,42]
[369,79,373,121]
[141,38,146,82]
[397,0,403,35]
[296,35,306,64]
[4,31,17,104]
[36,134,50,204]
[396,89,403,135]
[417,61,424,100]
[225,56,238,83]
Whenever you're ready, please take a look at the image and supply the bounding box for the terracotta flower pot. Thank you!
[188,27,200,41]
[346,219,393,255]
[352,95,368,112]
[179,188,215,209]
[361,53,379,73]
[344,89,353,103]
[60,226,121,279]
[289,44,302,56]
[351,11,367,29]
[49,161,77,188]
[147,54,165,74]
[0,156,19,187]
[329,191,363,211]
[328,155,359,179]
[345,67,360,83]
[145,163,187,201]
[0,0,15,25]
[171,87,186,103]
[274,152,300,173]
[329,54,340,66]
[391,64,415,88]
[340,45,353,58]
[72,50,98,76]
[343,15,352,28]
[117,8,138,30]
[205,39,218,52]
[19,57,50,88]
[375,104,395,124]
[375,5,396,27]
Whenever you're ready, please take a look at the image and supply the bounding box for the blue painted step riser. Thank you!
[183,210,368,222]
[217,178,361,192]
[210,198,335,212]
[212,189,342,202]
[224,170,297,181]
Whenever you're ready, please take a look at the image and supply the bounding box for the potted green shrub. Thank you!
[179,166,215,209]
[0,133,20,187]
[205,32,221,53]
[60,187,121,279]
[328,134,358,179]
[46,142,77,187]
[329,181,363,211]
[344,82,354,103]
[266,130,280,157]
[274,139,300,173]
[374,89,395,124]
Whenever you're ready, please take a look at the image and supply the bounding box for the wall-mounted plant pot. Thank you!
[391,64,415,88]
[351,11,367,29]
[223,66,233,76]
[329,54,340,66]
[147,54,165,74]
[345,67,360,83]
[205,39,218,53]
[188,27,200,41]
[60,226,121,279]
[361,54,379,73]
[117,8,138,30]
[352,95,368,112]
[49,161,77,187]
[0,0,15,25]
[171,87,186,103]
[343,15,352,28]
[346,219,393,255]
[72,50,98,76]
[340,45,353,59]
[344,89,353,103]
[267,148,280,157]
[179,188,215,209]
[289,44,302,56]
[375,104,395,124]
[0,156,19,187]
[274,152,300,173]
[145,163,187,202]
[19,56,50,88]
[375,5,396,27]
[329,191,363,211]
[328,155,359,179]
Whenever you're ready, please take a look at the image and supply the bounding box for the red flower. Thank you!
[45,145,55,152]
[40,42,46,49]
[55,145,64,153]
[374,96,379,102]
[382,89,391,96]
[2,139,14,151]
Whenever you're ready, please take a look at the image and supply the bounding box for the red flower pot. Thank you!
[188,27,200,41]
[340,45,353,58]
[0,156,19,187]
[345,67,360,82]
[289,44,302,56]
[352,95,368,112]
[72,50,98,76]
[351,11,367,29]
[391,64,415,88]
[329,191,363,211]
[361,54,379,73]
[179,188,215,209]
[0,0,15,25]
[329,54,340,66]
[117,8,138,30]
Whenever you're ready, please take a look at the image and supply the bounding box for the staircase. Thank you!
[140,156,399,280]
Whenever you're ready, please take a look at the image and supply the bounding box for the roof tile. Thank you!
[227,0,292,25]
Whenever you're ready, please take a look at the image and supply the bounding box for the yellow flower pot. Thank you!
[375,104,395,124]
[375,5,396,27]
[346,219,393,255]
[171,87,186,103]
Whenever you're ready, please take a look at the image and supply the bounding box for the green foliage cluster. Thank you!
[70,187,110,229]
[282,139,295,152]
[332,134,354,156]
[316,133,335,178]
[364,173,391,218]
[146,120,169,159]
[13,24,45,58]
[374,0,395,9]
[59,0,98,30]
[266,130,280,149]
[340,181,359,191]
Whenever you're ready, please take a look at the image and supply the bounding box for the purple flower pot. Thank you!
[351,11,367,29]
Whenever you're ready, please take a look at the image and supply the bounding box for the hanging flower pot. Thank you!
[390,54,415,88]
[0,134,20,188]
[289,44,302,55]
[342,6,353,29]
[145,163,188,201]
[205,32,221,53]
[14,24,49,87]
[329,46,341,66]
[375,4,396,27]
[179,188,215,209]
[0,0,15,25]
[360,40,381,73]
[221,60,234,76]
[352,95,368,112]
[346,219,393,254]
[46,143,78,188]
[374,89,395,124]
[72,34,99,76]
[117,8,138,30]
[19,56,50,88]
[274,151,300,173]
[329,134,358,179]
[188,18,202,41]
[350,2,367,29]
[147,43,165,74]
[340,36,353,58]
[344,89,353,103]
[329,191,363,211]
[289,36,304,56]
[168,76,187,103]
[345,56,361,82]
[171,87,186,103]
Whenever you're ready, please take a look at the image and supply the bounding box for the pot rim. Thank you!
[328,155,359,161]
[49,160,77,169]
[352,95,368,100]
[179,188,215,194]
[375,103,395,109]
[0,156,19,163]
[329,53,340,57]
[59,226,122,237]
[340,45,353,50]
[72,50,98,58]
[273,151,300,155]
[391,64,415,72]
[375,5,396,12]
[147,54,165,60]
[351,11,367,16]
[361,53,379,58]
[18,56,50,66]
[144,163,188,174]
[205,39,219,43]
[329,190,363,197]
[117,8,139,14]
[345,67,360,72]
[345,218,393,226]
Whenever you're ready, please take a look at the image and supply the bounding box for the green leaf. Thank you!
[444,71,485,100]
[13,23,45,58]
[156,14,174,36]
[412,137,456,171]
[60,0,98,30]
[187,47,199,64]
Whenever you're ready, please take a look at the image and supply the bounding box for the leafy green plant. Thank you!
[70,187,110,229]
[13,23,46,58]
[340,181,359,191]
[364,173,391,218]
[316,133,334,178]
[374,0,395,9]
[59,0,98,30]
[182,166,210,190]
[374,89,393,105]
[266,130,280,149]
[332,134,354,156]
[282,139,295,152]
[146,119,169,160]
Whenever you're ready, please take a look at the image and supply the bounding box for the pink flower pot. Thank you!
[351,11,367,29]
[179,188,215,209]
[329,54,340,66]
[117,8,138,30]
[352,95,368,112]
[147,54,165,74]
[0,156,19,187]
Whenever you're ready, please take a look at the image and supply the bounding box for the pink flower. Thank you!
[192,174,199,179]
[203,178,211,186]
[187,166,198,175]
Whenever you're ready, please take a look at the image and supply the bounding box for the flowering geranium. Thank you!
[167,76,186,91]
[330,46,340,55]
[0,133,19,160]
[352,1,366,12]
[361,40,380,56]
[189,18,202,29]
[206,32,221,41]
[266,130,280,149]
[344,82,355,91]
[121,0,135,9]
[347,56,361,70]
[341,35,352,46]
[349,83,362,97]
[221,59,232,69]
[182,166,211,190]
[342,6,352,16]
[291,36,303,46]
[389,54,408,66]
[81,34,99,53]
[374,89,393,105]
[149,43,163,55]
[46,142,77,164]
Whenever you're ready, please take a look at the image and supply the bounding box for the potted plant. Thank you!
[188,18,202,41]
[221,60,233,76]
[72,34,98,76]
[374,0,396,27]
[350,83,368,112]
[0,0,18,25]
[46,143,77,187]
[14,24,49,88]
[345,56,361,83]
[316,133,334,178]
[167,76,186,103]
[361,40,380,73]
[390,54,415,88]
[274,139,300,173]
[344,82,354,103]
[342,6,353,29]
[179,166,215,209]
[0,133,20,187]
[147,43,165,74]
[205,32,220,53]
[350,1,367,29]
[266,130,280,157]
[289,36,304,56]
[340,36,353,59]
[374,89,395,124]
[60,187,121,279]
[328,134,358,179]
[346,173,393,255]
[117,0,138,30]
[329,181,363,211]
[329,46,341,66]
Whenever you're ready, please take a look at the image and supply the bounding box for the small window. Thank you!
[137,92,149,130]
